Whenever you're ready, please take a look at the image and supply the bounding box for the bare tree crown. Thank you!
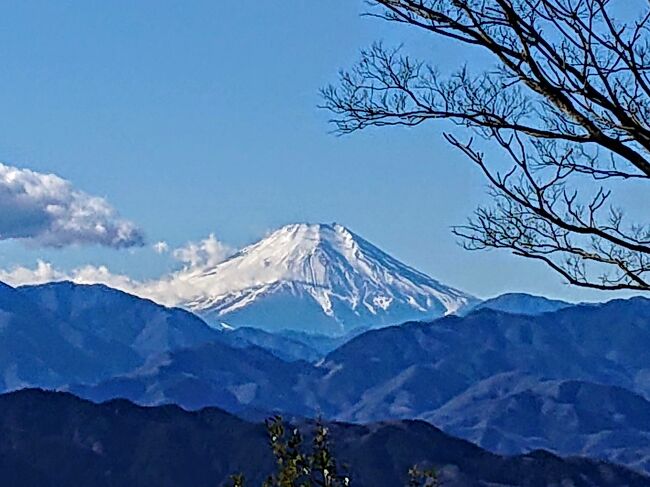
[322,0,650,291]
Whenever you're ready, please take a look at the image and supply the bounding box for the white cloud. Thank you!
[0,260,173,303]
[0,260,66,286]
[152,241,169,254]
[71,265,142,291]
[0,163,144,248]
[0,233,235,307]
[172,234,233,268]
[0,261,139,290]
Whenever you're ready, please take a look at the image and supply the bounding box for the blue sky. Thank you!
[0,0,643,301]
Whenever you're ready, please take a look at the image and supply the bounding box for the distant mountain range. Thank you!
[2,276,650,478]
[55,283,650,475]
[1,388,647,487]
[20,281,219,359]
[219,326,363,363]
[464,292,572,315]
[0,280,221,391]
[179,223,477,335]
[424,372,650,474]
[71,339,316,414]
[0,280,112,390]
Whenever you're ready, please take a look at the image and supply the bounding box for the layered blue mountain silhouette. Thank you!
[424,372,650,473]
[2,388,647,487]
[1,272,650,479]
[0,281,221,390]
[463,292,572,315]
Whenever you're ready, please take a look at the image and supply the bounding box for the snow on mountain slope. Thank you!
[181,223,476,335]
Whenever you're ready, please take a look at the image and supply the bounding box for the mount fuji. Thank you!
[180,223,476,335]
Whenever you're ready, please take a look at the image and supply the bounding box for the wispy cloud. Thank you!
[0,163,144,248]
[0,233,235,306]
[152,241,170,254]
[172,234,233,268]
[0,260,65,285]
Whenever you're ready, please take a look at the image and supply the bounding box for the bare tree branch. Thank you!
[322,0,650,292]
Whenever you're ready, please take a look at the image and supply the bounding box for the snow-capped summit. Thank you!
[181,223,476,335]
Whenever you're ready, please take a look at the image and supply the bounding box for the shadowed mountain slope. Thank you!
[19,281,220,358]
[423,372,650,473]
[0,389,648,487]
[0,281,137,389]
[318,297,650,421]
[0,280,224,392]
[465,293,571,316]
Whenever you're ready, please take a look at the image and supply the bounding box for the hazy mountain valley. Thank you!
[0,224,649,484]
